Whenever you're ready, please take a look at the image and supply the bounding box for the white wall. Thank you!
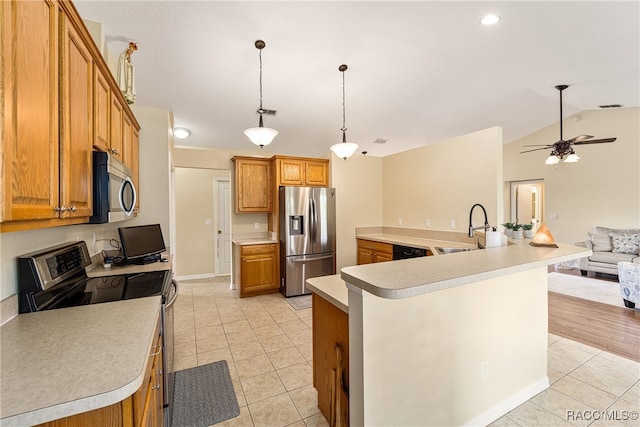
[0,105,173,301]
[503,107,640,243]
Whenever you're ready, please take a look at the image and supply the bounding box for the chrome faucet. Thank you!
[468,203,490,238]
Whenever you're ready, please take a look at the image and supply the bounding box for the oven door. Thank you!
[162,279,178,425]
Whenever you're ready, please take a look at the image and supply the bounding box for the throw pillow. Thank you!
[589,232,613,252]
[611,233,640,255]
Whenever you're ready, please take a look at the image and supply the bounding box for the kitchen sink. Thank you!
[434,246,477,255]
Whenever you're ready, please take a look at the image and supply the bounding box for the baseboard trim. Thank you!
[173,273,216,281]
[462,377,550,427]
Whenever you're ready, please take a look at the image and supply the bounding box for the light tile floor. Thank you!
[174,277,639,427]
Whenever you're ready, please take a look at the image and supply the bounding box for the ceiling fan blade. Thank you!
[522,144,555,147]
[520,147,552,154]
[566,134,593,143]
[573,137,617,145]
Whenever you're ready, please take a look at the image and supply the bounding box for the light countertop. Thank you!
[232,236,277,246]
[357,233,477,254]
[87,250,172,277]
[306,274,348,314]
[342,238,591,300]
[0,297,161,425]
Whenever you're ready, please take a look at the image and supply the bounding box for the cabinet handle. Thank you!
[152,384,161,390]
[150,345,161,356]
[54,206,67,212]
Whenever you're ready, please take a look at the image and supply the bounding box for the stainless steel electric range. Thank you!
[17,241,177,425]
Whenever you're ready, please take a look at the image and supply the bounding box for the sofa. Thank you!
[575,226,640,276]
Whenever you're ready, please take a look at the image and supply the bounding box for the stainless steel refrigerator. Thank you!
[279,186,336,297]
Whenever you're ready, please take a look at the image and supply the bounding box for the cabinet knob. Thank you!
[54,206,67,212]
[69,205,77,212]
[152,384,161,390]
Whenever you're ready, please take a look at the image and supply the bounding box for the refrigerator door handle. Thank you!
[309,198,317,242]
[290,253,335,262]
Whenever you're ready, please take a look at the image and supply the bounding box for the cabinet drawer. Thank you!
[357,239,392,255]
[241,244,276,256]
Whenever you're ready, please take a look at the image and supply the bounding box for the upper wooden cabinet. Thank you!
[93,64,110,152]
[1,0,140,232]
[272,156,329,187]
[1,0,61,226]
[59,9,93,219]
[109,92,124,161]
[232,156,272,213]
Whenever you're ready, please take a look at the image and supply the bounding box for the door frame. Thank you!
[509,179,545,230]
[213,176,231,276]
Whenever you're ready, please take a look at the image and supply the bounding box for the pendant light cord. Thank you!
[258,47,263,112]
[341,69,347,133]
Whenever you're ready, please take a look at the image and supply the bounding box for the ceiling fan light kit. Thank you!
[330,64,359,160]
[520,84,617,165]
[244,40,278,148]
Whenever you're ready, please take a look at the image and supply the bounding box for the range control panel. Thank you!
[19,241,92,291]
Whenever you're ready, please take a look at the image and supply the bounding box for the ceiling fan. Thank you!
[520,85,617,164]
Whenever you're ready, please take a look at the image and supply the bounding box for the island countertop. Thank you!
[306,274,349,314]
[0,297,161,426]
[342,239,591,299]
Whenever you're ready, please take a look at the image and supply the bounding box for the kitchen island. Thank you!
[0,297,161,426]
[310,237,590,427]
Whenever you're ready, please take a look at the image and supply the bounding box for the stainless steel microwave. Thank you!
[89,152,137,223]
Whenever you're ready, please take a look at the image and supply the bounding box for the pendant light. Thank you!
[244,40,278,148]
[330,64,358,160]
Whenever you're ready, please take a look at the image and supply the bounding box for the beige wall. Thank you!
[330,154,383,269]
[382,127,504,232]
[503,107,640,243]
[174,167,229,277]
[348,267,549,426]
[0,105,173,300]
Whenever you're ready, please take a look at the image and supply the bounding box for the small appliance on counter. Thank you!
[118,223,167,264]
[17,240,177,423]
[279,186,336,297]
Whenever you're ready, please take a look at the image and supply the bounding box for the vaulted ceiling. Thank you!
[74,1,639,158]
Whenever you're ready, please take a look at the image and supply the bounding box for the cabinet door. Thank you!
[93,65,110,152]
[374,251,393,263]
[235,158,271,212]
[305,160,328,186]
[122,113,133,167]
[110,93,123,160]
[131,127,140,213]
[1,0,60,222]
[357,247,373,265]
[240,244,278,296]
[278,158,305,185]
[59,11,92,219]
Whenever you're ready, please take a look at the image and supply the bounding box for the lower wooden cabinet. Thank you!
[235,243,278,297]
[312,293,349,426]
[356,239,393,265]
[36,317,164,427]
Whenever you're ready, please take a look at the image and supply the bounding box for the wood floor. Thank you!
[548,272,640,362]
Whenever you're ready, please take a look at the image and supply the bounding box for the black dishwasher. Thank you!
[392,244,428,260]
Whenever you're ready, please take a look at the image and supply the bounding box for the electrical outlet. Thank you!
[254,222,260,230]
[92,232,97,246]
[398,218,403,226]
[425,219,431,228]
[450,220,456,229]
[204,219,212,226]
[481,362,489,380]
[549,213,558,220]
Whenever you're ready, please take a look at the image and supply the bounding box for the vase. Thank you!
[512,229,523,239]
[505,229,513,237]
[523,230,534,238]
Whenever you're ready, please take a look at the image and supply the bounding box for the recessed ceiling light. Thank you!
[173,127,190,139]
[480,14,501,25]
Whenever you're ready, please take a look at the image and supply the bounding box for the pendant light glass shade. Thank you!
[330,141,358,159]
[245,40,277,148]
[331,64,358,160]
[244,123,278,147]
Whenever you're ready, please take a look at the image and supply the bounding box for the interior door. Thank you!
[217,179,231,275]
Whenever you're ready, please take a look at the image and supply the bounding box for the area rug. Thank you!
[547,272,623,308]
[287,294,312,310]
[171,360,239,427]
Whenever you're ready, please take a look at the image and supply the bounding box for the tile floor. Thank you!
[174,277,639,427]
